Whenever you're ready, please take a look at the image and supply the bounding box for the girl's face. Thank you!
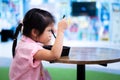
[37,23,54,44]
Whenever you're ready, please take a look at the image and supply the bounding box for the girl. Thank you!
[9,8,68,80]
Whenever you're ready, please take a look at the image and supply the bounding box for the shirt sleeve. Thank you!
[29,43,43,68]
[17,42,43,68]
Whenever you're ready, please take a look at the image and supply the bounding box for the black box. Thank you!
[43,45,70,57]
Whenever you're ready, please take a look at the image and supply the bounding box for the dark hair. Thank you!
[12,8,55,58]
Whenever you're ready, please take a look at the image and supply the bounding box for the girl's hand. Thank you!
[58,19,68,33]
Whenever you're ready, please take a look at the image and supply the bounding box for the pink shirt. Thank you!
[9,35,44,80]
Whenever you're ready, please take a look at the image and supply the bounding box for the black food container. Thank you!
[43,45,70,57]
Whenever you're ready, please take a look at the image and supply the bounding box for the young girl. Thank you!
[9,8,68,80]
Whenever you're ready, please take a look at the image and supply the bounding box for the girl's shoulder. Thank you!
[18,40,43,51]
[19,35,43,47]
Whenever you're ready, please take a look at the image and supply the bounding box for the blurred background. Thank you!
[0,0,120,43]
[0,0,120,80]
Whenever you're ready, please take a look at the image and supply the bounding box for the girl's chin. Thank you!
[44,41,51,45]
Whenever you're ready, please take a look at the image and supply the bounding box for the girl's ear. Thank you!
[31,29,39,37]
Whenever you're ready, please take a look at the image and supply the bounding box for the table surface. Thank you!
[55,47,120,65]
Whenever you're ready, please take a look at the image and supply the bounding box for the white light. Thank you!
[49,0,55,3]
[96,2,101,9]
[30,0,42,5]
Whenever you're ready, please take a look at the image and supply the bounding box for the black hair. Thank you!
[12,8,55,58]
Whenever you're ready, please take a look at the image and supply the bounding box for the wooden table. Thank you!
[55,47,120,80]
